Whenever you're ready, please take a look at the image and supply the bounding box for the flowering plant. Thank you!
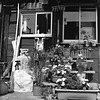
[82,30,97,51]
[69,40,96,52]
[76,53,88,71]
[69,30,97,52]
[42,44,91,90]
[55,53,89,90]
[45,44,66,65]
[56,72,89,90]
[33,48,46,86]
[42,44,73,82]
[69,41,83,51]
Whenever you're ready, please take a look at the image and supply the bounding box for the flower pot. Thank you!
[0,81,9,95]
[55,89,99,100]
[33,85,42,96]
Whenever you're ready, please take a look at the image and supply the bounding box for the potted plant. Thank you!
[33,48,46,96]
[42,44,73,83]
[69,30,97,52]
[54,53,99,100]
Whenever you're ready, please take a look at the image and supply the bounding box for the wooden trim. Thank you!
[0,9,4,60]
[3,9,10,62]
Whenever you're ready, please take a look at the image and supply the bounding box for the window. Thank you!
[63,6,97,43]
[20,12,52,37]
[35,12,52,37]
[21,14,36,34]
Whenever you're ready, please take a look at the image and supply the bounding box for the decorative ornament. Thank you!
[35,38,44,51]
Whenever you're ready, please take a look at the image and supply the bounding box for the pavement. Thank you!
[0,92,45,100]
[1,91,100,100]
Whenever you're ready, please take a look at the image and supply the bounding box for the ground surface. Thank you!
[0,92,45,100]
[0,91,100,100]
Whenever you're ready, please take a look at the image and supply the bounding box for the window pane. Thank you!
[81,7,96,40]
[64,22,79,40]
[37,13,51,34]
[22,14,35,34]
[63,6,79,40]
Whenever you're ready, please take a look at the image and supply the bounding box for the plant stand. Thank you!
[55,89,99,100]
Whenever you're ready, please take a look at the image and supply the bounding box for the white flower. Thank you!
[42,68,49,72]
[61,70,66,75]
[87,83,90,87]
[56,44,59,47]
[78,53,83,57]
[56,78,62,83]
[65,64,68,68]
[46,60,49,63]
[52,65,57,69]
[68,65,72,70]
[65,64,72,70]
[82,81,85,84]
[92,42,96,46]
[61,82,65,86]
[62,78,66,81]
[58,64,61,66]
[57,70,60,74]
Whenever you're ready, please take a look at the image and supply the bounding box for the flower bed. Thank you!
[40,44,98,99]
[55,89,99,100]
[42,44,93,90]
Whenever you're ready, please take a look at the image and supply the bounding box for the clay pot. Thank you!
[0,81,9,95]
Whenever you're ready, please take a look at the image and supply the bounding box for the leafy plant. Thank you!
[42,44,90,90]
[42,44,73,82]
[69,30,97,52]
[56,70,90,90]
[33,48,46,86]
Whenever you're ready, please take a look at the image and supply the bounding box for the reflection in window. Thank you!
[21,12,52,37]
[22,14,36,34]
[63,6,79,40]
[36,12,52,34]
[81,6,96,40]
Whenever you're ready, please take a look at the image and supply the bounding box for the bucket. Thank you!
[33,85,42,96]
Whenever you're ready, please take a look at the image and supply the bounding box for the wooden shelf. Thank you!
[55,89,99,92]
[72,60,94,62]
[21,34,52,38]
[71,71,95,74]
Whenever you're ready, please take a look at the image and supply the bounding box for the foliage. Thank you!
[45,44,67,65]
[76,53,88,71]
[42,44,90,90]
[55,53,90,90]
[56,72,82,89]
[33,48,46,86]
[69,41,96,52]
[69,30,97,51]
[42,44,73,82]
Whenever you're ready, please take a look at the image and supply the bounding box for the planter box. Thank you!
[55,89,99,100]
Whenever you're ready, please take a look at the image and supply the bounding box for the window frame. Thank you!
[20,11,52,38]
[35,12,53,37]
[62,6,98,43]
